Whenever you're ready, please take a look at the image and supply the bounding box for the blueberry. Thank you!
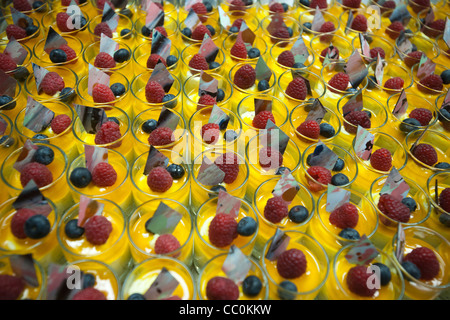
[32,1,46,12]
[338,228,360,240]
[373,262,391,286]
[303,22,312,32]
[78,16,88,29]
[441,70,450,85]
[331,173,350,186]
[59,87,76,102]
[275,167,291,175]
[209,61,220,69]
[399,118,421,133]
[229,26,239,33]
[216,88,225,102]
[33,146,54,165]
[206,25,215,36]
[209,185,226,197]
[24,215,51,239]
[258,80,270,91]
[278,280,297,300]
[166,163,185,179]
[401,197,417,212]
[401,261,421,280]
[242,275,262,297]
[300,0,310,6]
[110,83,126,97]
[113,48,130,63]
[247,47,261,59]
[120,28,132,39]
[162,94,177,109]
[166,55,178,67]
[439,213,450,227]
[237,216,257,236]
[141,25,151,37]
[203,0,213,12]
[281,2,289,11]
[0,95,16,110]
[142,119,158,133]
[64,219,85,239]
[364,110,372,118]
[128,293,146,300]
[332,158,345,172]
[12,66,30,82]
[83,273,96,288]
[367,75,377,89]
[224,130,238,142]
[319,123,335,138]
[288,205,309,223]
[107,117,120,125]
[182,27,192,38]
[411,43,418,52]
[49,49,67,63]
[69,167,92,188]
[25,24,39,36]
[32,134,49,142]
[286,27,293,38]
[306,153,313,166]
[435,162,450,169]
[292,62,305,69]
[119,8,133,18]
[438,108,450,122]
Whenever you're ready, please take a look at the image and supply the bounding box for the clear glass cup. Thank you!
[257,0,299,20]
[128,198,193,266]
[425,171,450,242]
[0,15,41,49]
[259,14,302,46]
[0,41,32,82]
[417,8,449,38]
[0,77,26,121]
[180,42,226,82]
[40,8,91,40]
[219,0,258,19]
[133,14,179,46]
[297,0,336,13]
[133,0,178,24]
[178,0,219,22]
[435,34,450,66]
[57,198,131,277]
[378,10,420,44]
[178,16,223,47]
[261,230,329,300]
[120,256,197,300]
[394,33,440,68]
[269,38,316,77]
[0,113,19,169]
[412,63,449,97]
[197,252,269,300]
[434,92,450,133]
[221,32,268,71]
[132,42,181,78]
[383,226,450,300]
[194,196,258,270]
[87,13,134,47]
[298,9,341,44]
[350,33,397,63]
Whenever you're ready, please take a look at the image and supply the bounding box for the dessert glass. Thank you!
[425,171,450,241]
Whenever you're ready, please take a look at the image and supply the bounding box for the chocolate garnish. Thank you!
[326,184,351,213]
[23,97,55,133]
[145,201,182,235]
[143,145,169,175]
[222,245,252,285]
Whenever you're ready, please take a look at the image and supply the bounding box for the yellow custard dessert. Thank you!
[0,41,32,81]
[269,39,316,78]
[86,14,134,48]
[180,43,226,82]
[132,42,181,79]
[0,15,41,49]
[425,171,450,241]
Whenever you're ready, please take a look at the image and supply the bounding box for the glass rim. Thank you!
[182,72,233,106]
[411,63,447,95]
[320,61,369,94]
[366,59,413,93]
[1,14,41,43]
[310,33,355,61]
[298,8,341,33]
[132,15,179,41]
[297,0,335,10]
[87,13,133,41]
[386,91,438,126]
[426,171,450,214]
[82,38,132,70]
[394,33,439,59]
[350,33,397,61]
[180,43,226,73]
[222,33,269,61]
[41,7,91,35]
[178,16,223,43]
[228,61,277,94]
[0,113,13,146]
[260,14,302,42]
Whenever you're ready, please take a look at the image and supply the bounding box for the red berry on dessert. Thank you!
[20,162,53,188]
[94,52,116,69]
[328,72,349,93]
[259,146,283,169]
[285,77,308,100]
[92,84,115,104]
[370,148,392,172]
[409,108,433,126]
[208,213,238,247]
[377,193,411,223]
[297,120,320,139]
[146,54,166,69]
[329,202,359,229]
[91,162,117,187]
[145,81,165,103]
[264,196,289,223]
[412,143,438,166]
[214,152,240,184]
[84,215,112,245]
[147,166,173,192]
[233,64,256,89]
[252,110,275,129]
[347,265,377,297]
[344,110,371,134]
[277,50,295,68]
[148,127,175,146]
[277,248,307,279]
[201,123,221,144]
[188,53,209,71]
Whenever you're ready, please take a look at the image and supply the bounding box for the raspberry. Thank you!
[146,54,166,69]
[409,108,433,126]
[41,72,65,96]
[0,53,17,73]
[197,94,216,107]
[230,18,244,30]
[328,72,349,93]
[404,51,424,68]
[6,25,27,41]
[269,2,285,12]
[56,12,71,32]
[370,148,392,172]
[386,21,404,40]
[94,52,116,69]
[188,53,209,71]
[377,194,411,224]
[92,84,115,104]
[147,167,173,192]
[233,64,256,89]
[419,74,443,93]
[201,123,220,144]
[369,47,386,60]
[20,162,53,188]
[10,208,36,239]
[277,248,307,279]
[410,0,430,13]
[404,247,440,280]
[285,77,308,100]
[62,0,78,5]
[347,265,377,297]
[425,19,446,38]
[277,50,295,68]
[344,110,371,134]
[259,146,283,169]
[91,162,117,187]
[230,40,247,59]
[191,24,212,41]
[208,213,238,247]
[145,81,165,103]
[319,21,336,42]
[381,0,396,11]
[154,234,180,254]
[154,26,168,37]
[329,202,359,229]
[13,0,32,11]
[384,77,404,90]
[96,0,115,10]
[264,196,289,224]
[191,2,208,21]
[297,120,320,139]
[252,110,275,129]
[351,14,368,32]
[306,166,332,191]
[439,188,450,213]
[94,22,113,38]
[72,288,107,300]
[214,152,239,184]
[342,0,361,8]
[95,121,122,147]
[51,114,72,135]
[320,46,340,63]
[229,0,246,12]
[206,276,239,300]
[412,143,438,167]
[148,127,175,146]
[270,27,290,41]
[0,275,25,300]
[309,0,328,9]
[84,215,112,245]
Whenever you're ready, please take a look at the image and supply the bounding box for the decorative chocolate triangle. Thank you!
[354,125,375,161]
[254,97,272,115]
[0,69,17,98]
[23,97,55,133]
[344,51,368,89]
[311,7,325,32]
[342,89,363,117]
[9,254,39,288]
[221,245,252,285]
[236,21,255,52]
[102,2,119,32]
[208,104,230,130]
[148,62,174,93]
[151,29,171,60]
[88,64,110,96]
[308,140,339,170]
[374,54,384,86]
[156,106,179,131]
[4,38,28,65]
[197,156,225,186]
[84,145,109,172]
[325,184,351,213]
[389,4,411,26]
[380,167,410,202]
[216,189,241,218]
[272,168,300,204]
[291,36,309,65]
[359,33,371,60]
[13,140,39,172]
[305,99,327,124]
[184,8,201,32]
[396,31,413,55]
[198,34,219,64]
[262,119,290,155]
[44,27,68,54]
[74,104,108,134]
[416,55,436,81]
[344,10,354,34]
[77,196,104,227]
[143,145,169,175]
[100,33,119,58]
[392,89,408,119]
[198,71,218,98]
[265,228,290,261]
[144,267,179,300]
[344,235,379,265]
[145,201,182,234]
[32,63,50,95]
[10,7,33,29]
[444,17,450,50]
[255,56,272,82]
[12,179,53,217]
[145,0,164,30]
[395,224,406,263]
